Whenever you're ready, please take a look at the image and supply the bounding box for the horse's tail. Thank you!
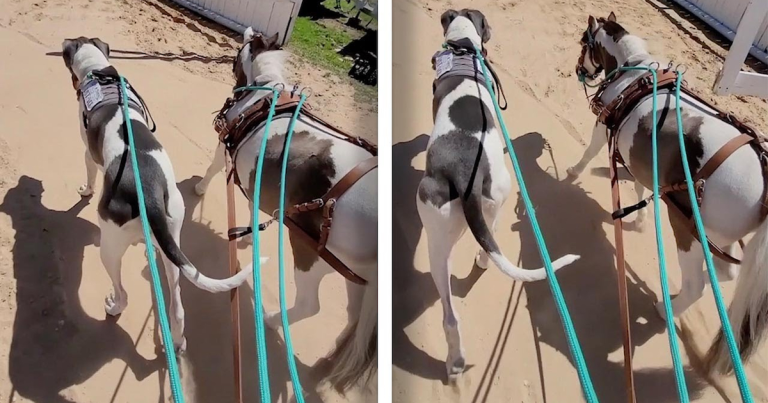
[322,274,377,393]
[705,217,768,373]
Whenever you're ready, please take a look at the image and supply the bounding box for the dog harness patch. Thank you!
[434,51,454,79]
[82,79,104,112]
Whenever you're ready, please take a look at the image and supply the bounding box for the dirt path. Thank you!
[393,1,768,402]
[0,0,376,402]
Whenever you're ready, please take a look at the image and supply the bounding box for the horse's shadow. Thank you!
[1,175,161,403]
[392,134,485,383]
[512,132,708,402]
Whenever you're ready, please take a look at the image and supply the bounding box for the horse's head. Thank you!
[440,8,492,48]
[576,12,627,82]
[232,27,281,89]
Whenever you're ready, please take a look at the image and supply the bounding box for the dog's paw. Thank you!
[175,337,188,354]
[566,166,581,178]
[194,181,208,196]
[78,184,94,197]
[105,293,127,316]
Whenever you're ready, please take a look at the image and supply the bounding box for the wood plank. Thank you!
[267,1,295,43]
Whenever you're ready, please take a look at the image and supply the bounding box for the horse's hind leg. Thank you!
[567,122,608,178]
[656,244,705,320]
[195,142,226,196]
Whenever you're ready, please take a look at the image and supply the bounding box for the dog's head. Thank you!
[233,27,281,89]
[440,9,491,47]
[61,37,110,90]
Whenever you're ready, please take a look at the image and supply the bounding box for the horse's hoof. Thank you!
[474,250,489,270]
[105,293,127,317]
[446,356,466,380]
[78,184,94,197]
[175,337,187,354]
[194,182,207,196]
[265,311,281,330]
[566,167,581,178]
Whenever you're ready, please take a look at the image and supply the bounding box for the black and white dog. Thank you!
[416,10,580,378]
[61,37,260,352]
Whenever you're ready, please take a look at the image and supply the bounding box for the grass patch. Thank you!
[287,17,353,76]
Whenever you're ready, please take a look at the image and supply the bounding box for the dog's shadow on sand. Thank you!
[1,175,161,403]
[392,132,715,402]
[0,175,326,403]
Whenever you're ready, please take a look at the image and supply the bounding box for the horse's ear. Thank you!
[588,15,598,30]
[440,9,459,35]
[607,12,617,22]
[266,32,281,49]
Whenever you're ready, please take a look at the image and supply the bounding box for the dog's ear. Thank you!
[90,37,110,58]
[265,32,281,50]
[607,11,617,22]
[465,9,491,43]
[61,38,79,69]
[440,9,459,35]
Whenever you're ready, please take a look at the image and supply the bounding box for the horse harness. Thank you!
[213,88,377,285]
[592,67,768,264]
[431,40,507,120]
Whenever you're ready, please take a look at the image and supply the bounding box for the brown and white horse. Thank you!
[195,28,378,392]
[570,12,768,374]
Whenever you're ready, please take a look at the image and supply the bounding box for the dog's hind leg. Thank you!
[100,220,132,316]
[195,142,226,196]
[656,244,706,320]
[418,198,467,378]
[160,213,187,352]
[475,198,503,270]
[567,122,608,178]
[78,151,98,197]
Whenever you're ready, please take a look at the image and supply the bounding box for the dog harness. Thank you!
[213,87,377,285]
[77,67,155,132]
[431,40,507,119]
[593,66,768,264]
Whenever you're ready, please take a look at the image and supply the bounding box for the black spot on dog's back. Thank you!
[448,95,495,133]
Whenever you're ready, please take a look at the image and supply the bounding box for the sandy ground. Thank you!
[0,0,376,402]
[393,0,768,402]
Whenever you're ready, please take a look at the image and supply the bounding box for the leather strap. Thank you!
[696,134,755,182]
[609,136,638,403]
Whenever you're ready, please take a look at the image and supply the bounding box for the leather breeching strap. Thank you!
[214,89,376,285]
[593,68,768,264]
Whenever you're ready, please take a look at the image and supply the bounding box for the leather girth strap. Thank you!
[598,69,768,265]
[214,89,377,285]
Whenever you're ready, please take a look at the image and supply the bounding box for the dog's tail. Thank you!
[705,217,768,374]
[461,192,579,281]
[147,204,258,293]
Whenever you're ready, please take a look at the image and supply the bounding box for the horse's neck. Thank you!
[600,54,657,104]
[225,76,288,122]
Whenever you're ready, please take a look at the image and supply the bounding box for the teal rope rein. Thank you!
[278,93,309,402]
[238,84,306,402]
[619,66,689,402]
[118,76,185,403]
[474,48,599,403]
[672,73,754,403]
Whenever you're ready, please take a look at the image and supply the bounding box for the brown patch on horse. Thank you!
[628,106,705,252]
[245,129,337,270]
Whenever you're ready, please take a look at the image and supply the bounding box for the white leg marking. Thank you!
[195,142,226,196]
[78,151,98,197]
[568,123,608,178]
[475,199,502,270]
[100,221,132,316]
[714,243,740,282]
[265,262,333,329]
[633,180,648,232]
[656,245,705,319]
[161,217,187,352]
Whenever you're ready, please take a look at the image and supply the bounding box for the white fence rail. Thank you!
[169,0,302,45]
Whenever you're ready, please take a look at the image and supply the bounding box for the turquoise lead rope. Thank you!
[234,84,306,402]
[118,76,185,403]
[473,48,599,403]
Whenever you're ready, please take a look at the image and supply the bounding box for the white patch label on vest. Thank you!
[435,51,453,78]
[82,79,104,111]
